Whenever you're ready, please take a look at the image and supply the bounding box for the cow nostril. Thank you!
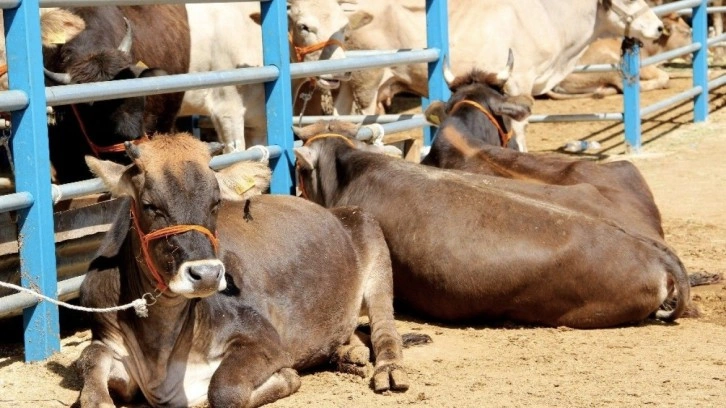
[188,268,202,281]
[657,25,664,33]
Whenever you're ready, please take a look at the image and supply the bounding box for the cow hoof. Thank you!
[372,364,409,393]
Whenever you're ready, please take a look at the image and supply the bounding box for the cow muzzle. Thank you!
[316,72,351,89]
[170,259,227,298]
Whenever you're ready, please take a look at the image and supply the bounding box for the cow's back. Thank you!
[215,194,364,368]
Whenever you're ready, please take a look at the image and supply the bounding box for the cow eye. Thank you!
[211,200,221,214]
[143,202,163,216]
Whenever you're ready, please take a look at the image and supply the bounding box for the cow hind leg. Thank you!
[333,330,372,377]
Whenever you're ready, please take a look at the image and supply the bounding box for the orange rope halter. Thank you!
[297,133,357,199]
[70,104,149,157]
[450,100,512,147]
[288,33,346,63]
[130,202,219,292]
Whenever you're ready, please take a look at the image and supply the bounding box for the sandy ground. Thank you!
[1,69,725,407]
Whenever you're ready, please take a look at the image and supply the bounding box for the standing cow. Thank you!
[330,0,664,151]
[422,58,665,241]
[293,120,690,328]
[77,134,408,407]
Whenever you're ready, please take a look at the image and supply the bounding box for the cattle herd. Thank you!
[0,0,709,407]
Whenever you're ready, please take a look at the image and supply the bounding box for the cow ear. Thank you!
[348,11,373,31]
[90,196,133,261]
[424,101,447,126]
[249,12,262,26]
[491,95,533,121]
[293,146,319,171]
[86,156,134,197]
[215,161,271,201]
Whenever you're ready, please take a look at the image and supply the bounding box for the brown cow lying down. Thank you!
[546,13,692,99]
[423,62,664,242]
[77,134,408,407]
[293,120,690,329]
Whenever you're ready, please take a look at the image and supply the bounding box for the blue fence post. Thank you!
[423,0,450,146]
[692,0,708,122]
[261,0,294,195]
[622,38,642,153]
[4,1,60,361]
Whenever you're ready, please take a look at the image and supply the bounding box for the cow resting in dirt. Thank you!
[547,13,693,99]
[328,0,664,152]
[422,56,665,241]
[76,134,408,407]
[293,120,691,328]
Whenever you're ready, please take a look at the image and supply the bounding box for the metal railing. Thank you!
[0,0,450,361]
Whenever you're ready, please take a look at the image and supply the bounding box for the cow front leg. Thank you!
[208,337,298,408]
[207,85,247,153]
[76,341,136,407]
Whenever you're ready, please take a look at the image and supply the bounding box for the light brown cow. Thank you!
[294,120,690,328]
[77,134,408,407]
[547,13,692,99]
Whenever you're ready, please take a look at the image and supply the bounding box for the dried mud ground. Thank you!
[1,69,726,407]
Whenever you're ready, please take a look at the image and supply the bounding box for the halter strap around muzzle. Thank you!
[296,133,357,200]
[606,1,652,38]
[449,100,512,148]
[70,104,149,157]
[288,33,346,63]
[130,201,219,292]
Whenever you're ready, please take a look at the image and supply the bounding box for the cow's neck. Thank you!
[119,234,197,372]
[555,1,603,56]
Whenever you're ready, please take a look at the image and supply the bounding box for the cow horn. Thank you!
[43,68,72,85]
[443,57,456,88]
[494,49,514,86]
[124,141,141,160]
[118,17,133,54]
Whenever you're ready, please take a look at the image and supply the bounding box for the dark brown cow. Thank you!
[43,6,190,183]
[293,120,690,328]
[422,61,664,241]
[77,134,408,407]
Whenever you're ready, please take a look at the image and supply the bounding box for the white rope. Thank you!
[0,280,153,318]
[246,145,270,163]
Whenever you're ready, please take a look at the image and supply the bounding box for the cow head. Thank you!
[251,0,357,89]
[0,8,86,90]
[597,0,663,40]
[87,134,271,298]
[43,15,170,152]
[425,51,532,149]
[293,120,399,205]
[648,12,692,62]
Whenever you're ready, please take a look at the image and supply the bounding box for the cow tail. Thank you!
[655,245,691,322]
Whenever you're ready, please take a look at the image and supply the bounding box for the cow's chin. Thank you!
[168,275,228,299]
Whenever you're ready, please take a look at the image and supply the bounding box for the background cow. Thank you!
[547,13,693,99]
[41,5,190,183]
[328,0,663,151]
[78,134,408,407]
[293,120,691,328]
[180,0,357,152]
[422,60,665,241]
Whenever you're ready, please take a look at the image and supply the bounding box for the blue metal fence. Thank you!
[0,0,451,361]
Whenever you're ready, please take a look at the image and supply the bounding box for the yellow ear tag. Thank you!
[135,61,149,69]
[426,112,441,126]
[224,175,256,196]
[47,31,67,45]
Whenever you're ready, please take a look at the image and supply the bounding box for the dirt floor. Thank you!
[1,68,725,407]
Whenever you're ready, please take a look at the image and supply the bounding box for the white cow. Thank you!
[181,0,355,152]
[333,0,664,151]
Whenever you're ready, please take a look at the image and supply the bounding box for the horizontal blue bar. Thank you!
[297,114,423,125]
[209,145,283,170]
[641,43,701,67]
[37,0,266,6]
[640,86,703,116]
[0,90,29,112]
[0,191,33,213]
[290,49,439,79]
[708,72,726,90]
[652,0,702,16]
[46,66,279,106]
[530,113,623,123]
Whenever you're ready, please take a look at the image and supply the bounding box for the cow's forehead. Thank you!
[136,135,212,182]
